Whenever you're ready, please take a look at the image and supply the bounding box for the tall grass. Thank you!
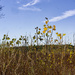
[0,45,75,75]
[0,18,75,75]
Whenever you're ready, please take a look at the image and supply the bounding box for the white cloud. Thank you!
[48,9,75,22]
[23,0,40,7]
[18,0,40,11]
[18,7,41,11]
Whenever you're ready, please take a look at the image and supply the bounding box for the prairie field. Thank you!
[0,0,75,75]
[0,44,75,75]
[0,20,75,75]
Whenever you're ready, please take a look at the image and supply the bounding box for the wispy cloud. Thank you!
[23,0,40,7]
[47,9,75,22]
[18,0,40,11]
[18,7,41,11]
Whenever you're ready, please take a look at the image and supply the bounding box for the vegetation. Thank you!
[0,1,4,18]
[0,18,75,75]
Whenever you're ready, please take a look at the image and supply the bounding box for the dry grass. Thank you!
[0,45,75,75]
[0,18,74,75]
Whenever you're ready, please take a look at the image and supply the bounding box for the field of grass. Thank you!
[0,45,75,75]
[0,19,75,75]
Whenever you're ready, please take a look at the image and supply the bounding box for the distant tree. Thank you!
[0,0,4,18]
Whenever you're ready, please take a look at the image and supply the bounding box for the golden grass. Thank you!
[0,45,75,75]
[0,18,74,75]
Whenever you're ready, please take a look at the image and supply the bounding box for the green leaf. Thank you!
[46,33,48,36]
[12,38,16,42]
[16,40,21,44]
[19,38,22,40]
[33,36,35,39]
[23,38,26,41]
[10,41,13,44]
[19,41,21,44]
[39,38,43,41]
[7,41,9,45]
[16,41,19,44]
[37,31,40,34]
[34,40,36,42]
[3,36,5,39]
[11,44,13,46]
[21,35,22,38]
[6,37,10,40]
[4,34,6,37]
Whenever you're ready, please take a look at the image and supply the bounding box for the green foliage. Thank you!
[33,36,35,39]
[16,40,21,45]
[0,17,66,47]
[12,38,16,42]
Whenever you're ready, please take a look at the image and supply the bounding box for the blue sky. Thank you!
[0,0,75,45]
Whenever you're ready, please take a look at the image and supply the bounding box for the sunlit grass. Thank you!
[0,18,75,75]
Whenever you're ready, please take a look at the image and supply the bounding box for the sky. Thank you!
[0,0,75,45]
